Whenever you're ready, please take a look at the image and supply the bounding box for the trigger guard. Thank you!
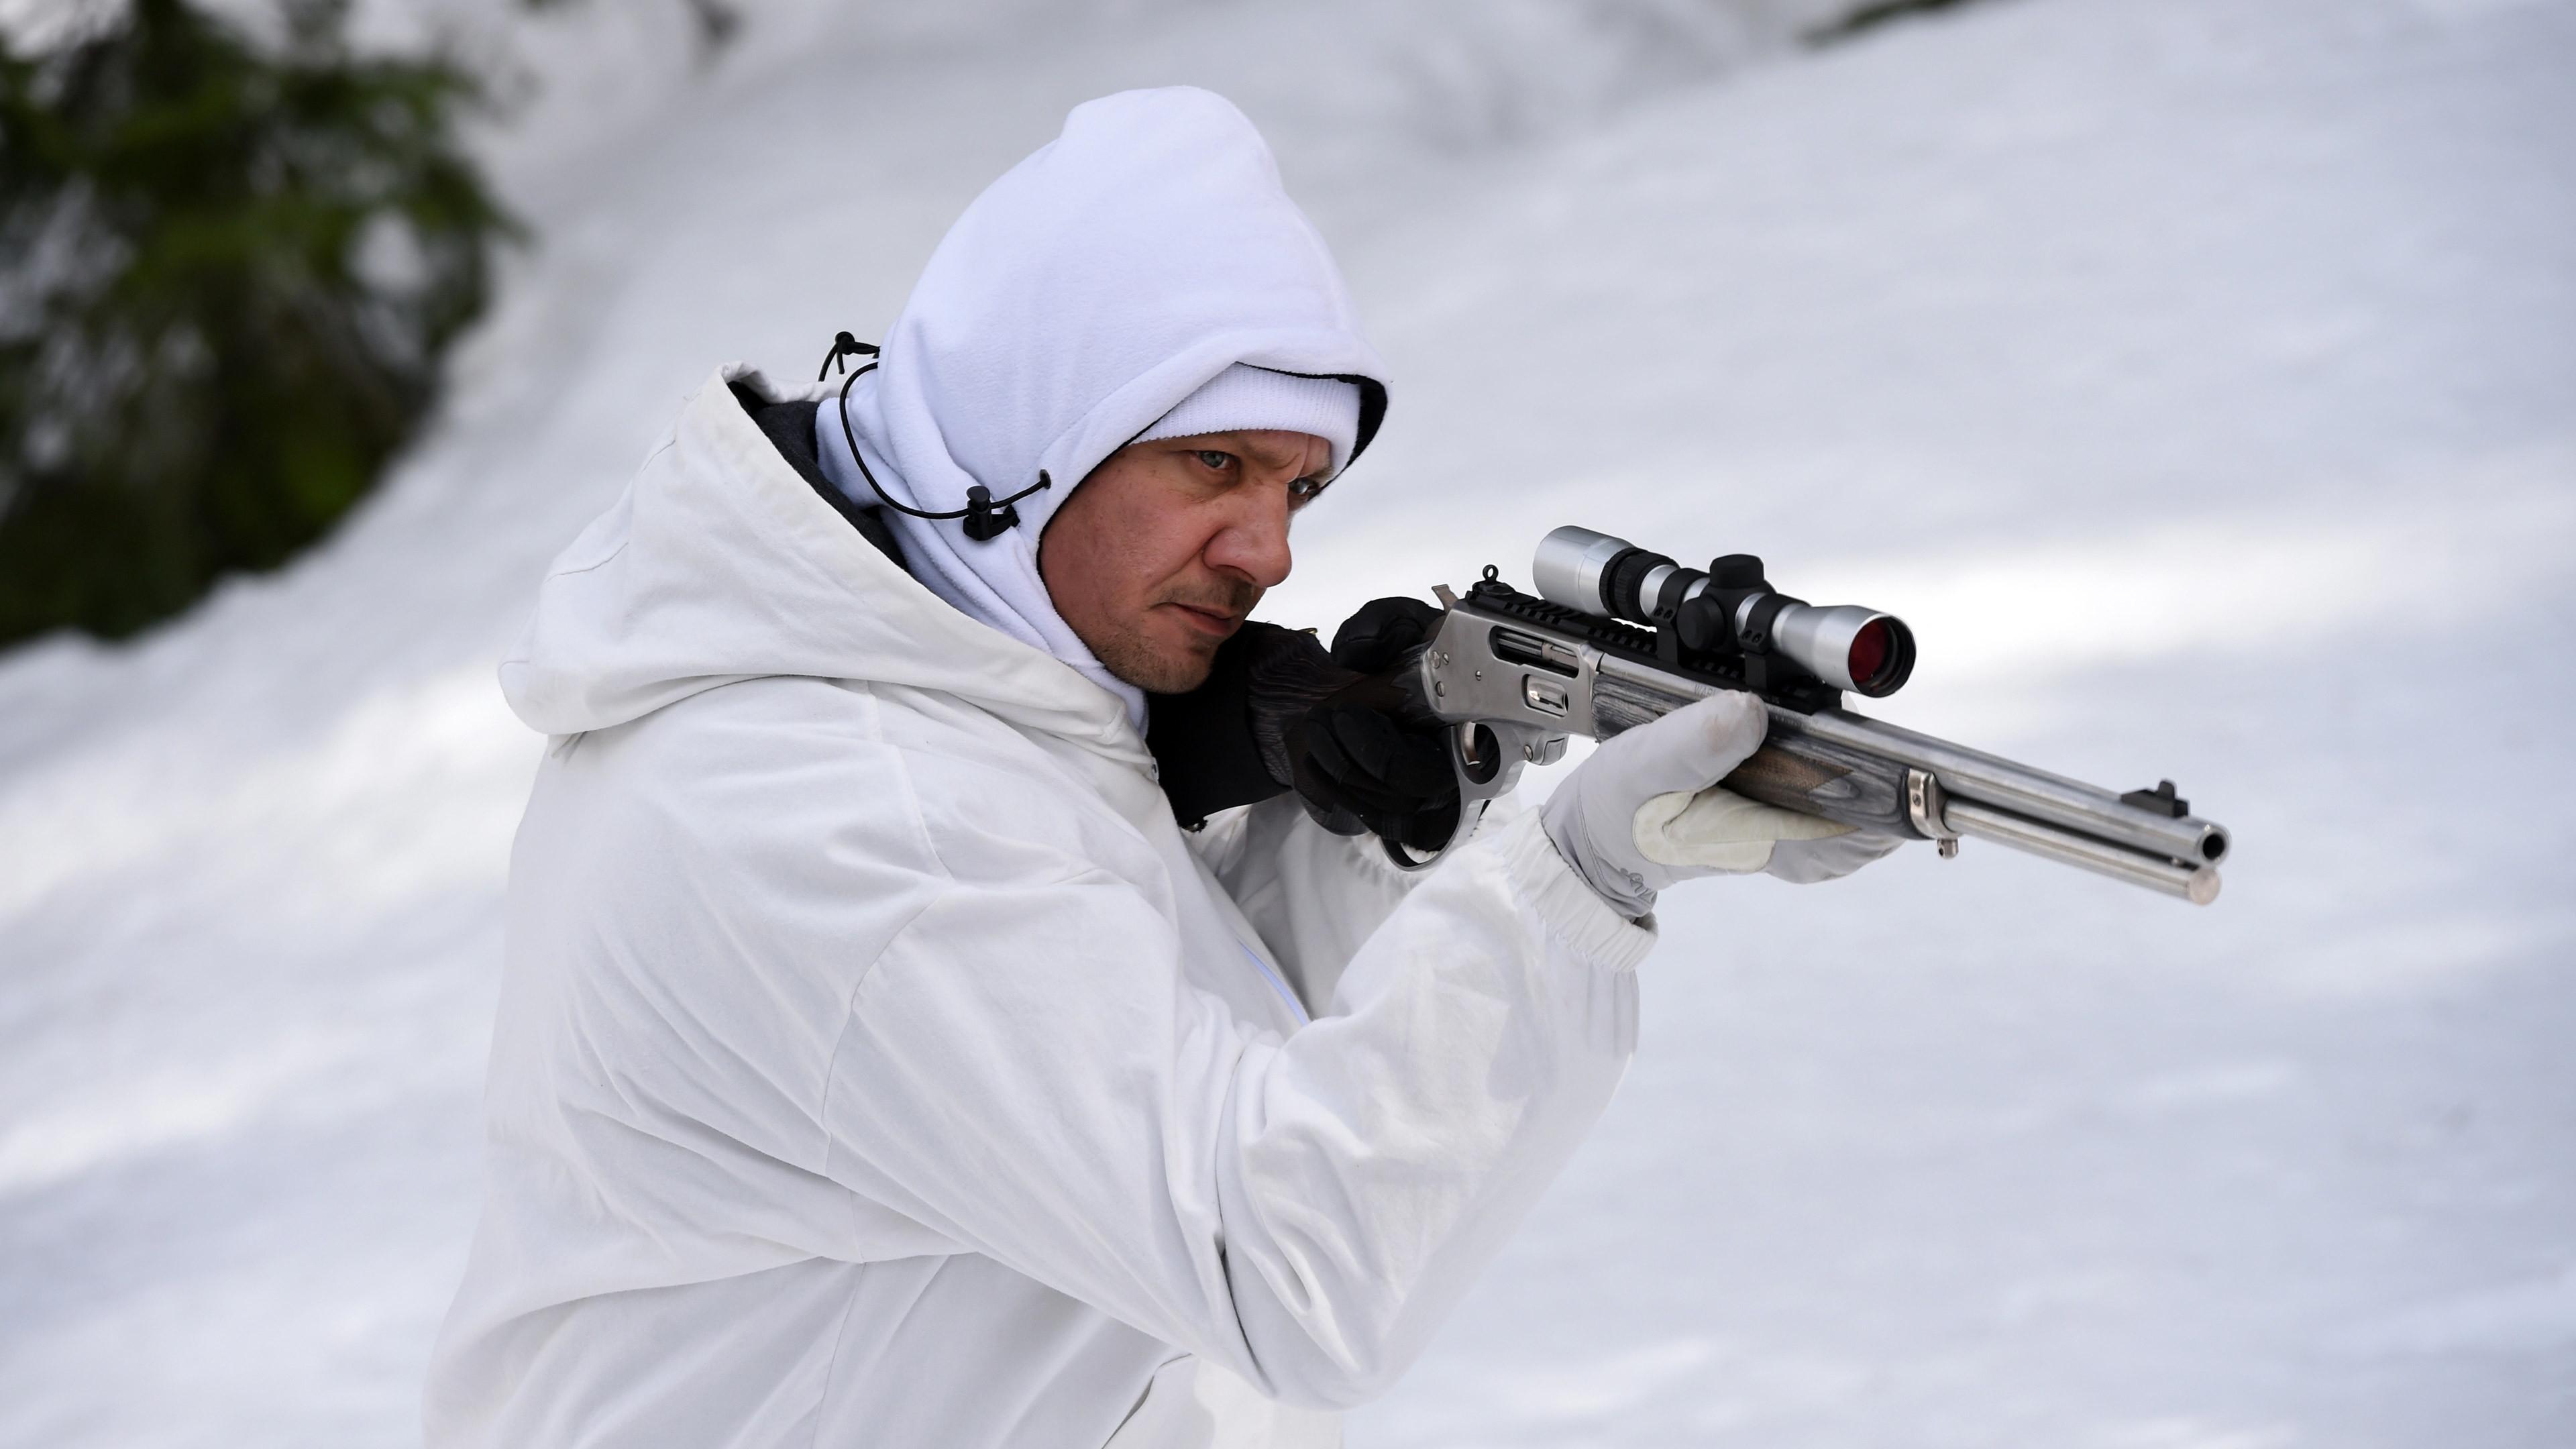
[1379,720,1558,871]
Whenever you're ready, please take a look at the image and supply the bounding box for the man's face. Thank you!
[1039,429,1334,694]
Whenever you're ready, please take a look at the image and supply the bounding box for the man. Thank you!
[427,87,1890,1448]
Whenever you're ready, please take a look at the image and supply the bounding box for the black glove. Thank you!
[1146,623,1300,830]
[1328,594,1445,674]
[1284,696,1459,851]
[1292,595,1457,852]
[1145,600,1459,853]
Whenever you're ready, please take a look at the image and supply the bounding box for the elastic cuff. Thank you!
[1497,810,1658,972]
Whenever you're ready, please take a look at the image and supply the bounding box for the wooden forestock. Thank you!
[1719,737,1917,838]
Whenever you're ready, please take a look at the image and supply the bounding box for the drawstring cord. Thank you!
[818,331,1050,543]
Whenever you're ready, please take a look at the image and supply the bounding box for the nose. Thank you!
[1203,482,1293,590]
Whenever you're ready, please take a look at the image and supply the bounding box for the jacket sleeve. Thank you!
[820,800,1650,1411]
[1185,792,1450,1012]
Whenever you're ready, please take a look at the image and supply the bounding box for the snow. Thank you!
[2,0,2571,1444]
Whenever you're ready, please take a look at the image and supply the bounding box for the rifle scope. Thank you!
[1531,525,1917,698]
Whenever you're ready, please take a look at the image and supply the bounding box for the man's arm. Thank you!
[1184,792,1442,1012]
[820,795,1647,1410]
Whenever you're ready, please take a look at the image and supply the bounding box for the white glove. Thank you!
[1540,692,1902,918]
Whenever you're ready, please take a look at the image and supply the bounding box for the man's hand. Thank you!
[1152,606,1460,851]
[1541,692,1900,917]
[1284,697,1457,851]
[1278,596,1458,852]
[1246,597,1458,853]
[1327,595,1443,676]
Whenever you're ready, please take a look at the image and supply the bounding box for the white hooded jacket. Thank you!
[428,91,1654,1449]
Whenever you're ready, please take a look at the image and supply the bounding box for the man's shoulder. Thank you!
[865,685,1171,890]
[543,676,932,875]
[598,673,1160,890]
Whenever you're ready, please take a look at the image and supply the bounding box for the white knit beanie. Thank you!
[1133,364,1362,475]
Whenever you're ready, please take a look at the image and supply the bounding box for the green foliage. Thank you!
[0,0,514,645]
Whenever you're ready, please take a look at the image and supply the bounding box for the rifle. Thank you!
[1399,527,2232,903]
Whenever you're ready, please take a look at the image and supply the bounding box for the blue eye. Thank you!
[1193,449,1235,472]
[1289,476,1327,500]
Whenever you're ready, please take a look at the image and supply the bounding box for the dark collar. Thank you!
[728,381,906,571]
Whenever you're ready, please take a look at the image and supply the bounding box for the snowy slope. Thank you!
[3,0,2572,1445]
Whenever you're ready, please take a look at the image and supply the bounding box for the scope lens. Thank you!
[1848,619,1893,690]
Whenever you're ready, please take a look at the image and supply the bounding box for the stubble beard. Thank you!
[1091,624,1218,695]
[1087,578,1263,696]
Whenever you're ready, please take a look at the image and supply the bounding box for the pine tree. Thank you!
[0,0,513,646]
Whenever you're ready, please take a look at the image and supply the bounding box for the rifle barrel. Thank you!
[1942,797,2221,904]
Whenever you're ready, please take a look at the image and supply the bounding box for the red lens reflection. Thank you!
[1847,619,1891,688]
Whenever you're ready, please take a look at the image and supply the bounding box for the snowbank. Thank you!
[1,0,2569,1444]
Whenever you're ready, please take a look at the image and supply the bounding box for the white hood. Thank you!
[498,362,1143,763]
[822,86,1389,728]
